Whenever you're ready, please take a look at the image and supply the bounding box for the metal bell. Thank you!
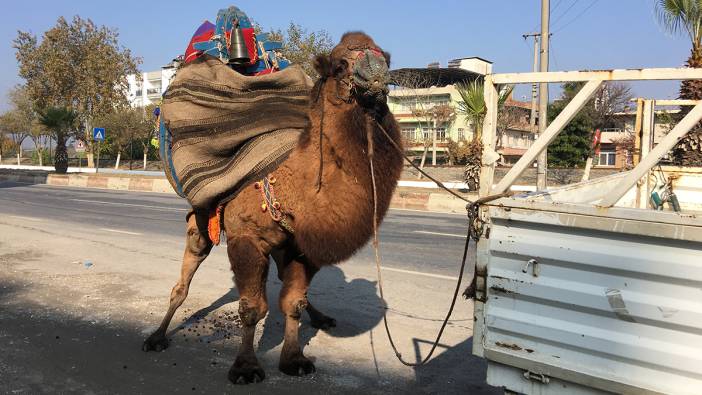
[228,28,250,64]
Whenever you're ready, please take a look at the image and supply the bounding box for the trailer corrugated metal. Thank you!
[471,68,702,394]
[472,199,702,394]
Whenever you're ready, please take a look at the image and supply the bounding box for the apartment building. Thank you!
[126,58,181,107]
[388,57,535,164]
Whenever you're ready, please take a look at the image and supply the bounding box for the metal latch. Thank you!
[523,370,550,384]
[523,258,540,277]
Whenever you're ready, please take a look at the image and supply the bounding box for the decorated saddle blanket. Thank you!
[159,6,312,211]
[160,56,311,211]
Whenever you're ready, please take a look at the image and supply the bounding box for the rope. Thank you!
[315,86,326,193]
[369,118,512,366]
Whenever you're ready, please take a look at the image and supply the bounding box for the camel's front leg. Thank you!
[278,258,316,376]
[227,235,270,384]
[143,212,212,352]
[271,247,336,331]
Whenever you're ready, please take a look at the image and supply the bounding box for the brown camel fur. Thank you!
[142,32,403,384]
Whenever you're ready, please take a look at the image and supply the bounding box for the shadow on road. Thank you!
[413,337,501,394]
[257,265,386,355]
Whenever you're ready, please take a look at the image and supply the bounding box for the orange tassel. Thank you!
[207,206,222,245]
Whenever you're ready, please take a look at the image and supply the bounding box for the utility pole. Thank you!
[523,33,541,127]
[536,0,550,191]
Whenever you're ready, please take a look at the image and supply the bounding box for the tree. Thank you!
[93,105,156,170]
[0,124,5,163]
[38,107,76,173]
[547,81,633,168]
[94,107,135,169]
[591,82,632,129]
[455,81,513,190]
[456,81,513,142]
[27,121,50,166]
[6,86,52,166]
[0,87,32,165]
[656,0,702,165]
[267,22,334,78]
[14,15,140,167]
[547,82,595,167]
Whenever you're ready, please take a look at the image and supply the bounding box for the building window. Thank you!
[457,128,465,141]
[401,128,416,141]
[422,128,431,140]
[419,128,446,142]
[436,128,446,142]
[597,151,616,166]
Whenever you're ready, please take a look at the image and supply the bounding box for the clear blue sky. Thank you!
[0,0,693,111]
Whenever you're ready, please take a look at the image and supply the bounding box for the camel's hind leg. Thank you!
[278,257,316,376]
[143,213,213,352]
[227,235,270,384]
[271,248,336,330]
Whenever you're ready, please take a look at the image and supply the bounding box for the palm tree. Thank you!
[656,0,702,164]
[456,81,513,191]
[38,107,75,173]
[456,80,513,142]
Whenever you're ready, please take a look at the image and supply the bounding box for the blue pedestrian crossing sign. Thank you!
[93,127,105,141]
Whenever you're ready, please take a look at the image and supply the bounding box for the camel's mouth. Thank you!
[351,48,390,101]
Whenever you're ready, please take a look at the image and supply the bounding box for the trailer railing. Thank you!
[479,67,702,207]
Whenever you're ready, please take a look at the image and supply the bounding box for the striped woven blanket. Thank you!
[160,56,312,211]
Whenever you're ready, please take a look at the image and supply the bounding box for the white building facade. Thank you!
[127,61,179,107]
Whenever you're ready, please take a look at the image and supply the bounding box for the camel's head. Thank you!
[314,32,391,105]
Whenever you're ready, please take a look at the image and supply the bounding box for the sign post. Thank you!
[93,127,105,173]
[74,140,86,170]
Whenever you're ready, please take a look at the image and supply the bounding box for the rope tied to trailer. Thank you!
[369,118,513,366]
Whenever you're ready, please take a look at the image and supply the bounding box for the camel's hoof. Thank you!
[310,315,337,331]
[142,332,169,352]
[228,358,265,384]
[279,354,316,376]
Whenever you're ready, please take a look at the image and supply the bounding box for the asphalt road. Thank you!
[0,181,496,394]
[0,181,474,279]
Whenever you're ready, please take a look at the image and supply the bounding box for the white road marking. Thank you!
[381,266,458,281]
[413,230,465,238]
[99,228,143,236]
[71,199,188,212]
[9,215,43,222]
[390,207,464,216]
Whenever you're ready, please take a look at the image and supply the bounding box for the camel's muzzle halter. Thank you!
[350,47,389,99]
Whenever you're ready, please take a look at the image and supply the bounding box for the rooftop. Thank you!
[389,67,482,88]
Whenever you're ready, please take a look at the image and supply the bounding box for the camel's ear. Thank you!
[331,58,349,78]
[382,51,391,67]
[314,54,332,78]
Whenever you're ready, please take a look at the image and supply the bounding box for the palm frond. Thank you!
[455,80,486,122]
[655,0,702,47]
[38,107,76,132]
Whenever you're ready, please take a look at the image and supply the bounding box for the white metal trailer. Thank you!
[473,68,702,394]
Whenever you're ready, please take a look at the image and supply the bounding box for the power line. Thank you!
[550,0,578,26]
[551,0,564,13]
[529,0,563,36]
[550,36,559,70]
[553,0,601,33]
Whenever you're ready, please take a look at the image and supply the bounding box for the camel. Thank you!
[142,32,403,384]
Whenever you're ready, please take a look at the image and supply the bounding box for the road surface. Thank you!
[0,181,498,394]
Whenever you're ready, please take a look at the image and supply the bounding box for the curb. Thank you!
[0,171,471,214]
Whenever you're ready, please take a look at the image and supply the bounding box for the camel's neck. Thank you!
[283,83,404,266]
[304,86,375,179]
